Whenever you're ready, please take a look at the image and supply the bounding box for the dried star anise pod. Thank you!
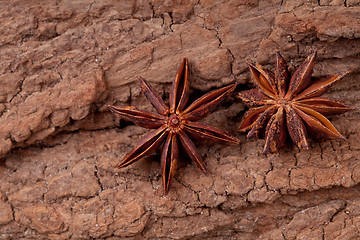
[109,58,239,194]
[238,51,352,153]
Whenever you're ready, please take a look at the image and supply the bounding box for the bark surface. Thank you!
[0,0,359,239]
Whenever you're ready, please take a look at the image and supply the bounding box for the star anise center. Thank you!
[168,114,181,130]
[275,98,289,106]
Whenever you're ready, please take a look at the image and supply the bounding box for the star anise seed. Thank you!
[238,51,353,154]
[110,58,239,194]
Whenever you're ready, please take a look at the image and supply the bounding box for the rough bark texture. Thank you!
[0,0,359,239]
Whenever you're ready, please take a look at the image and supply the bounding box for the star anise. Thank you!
[238,51,352,153]
[109,58,239,194]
